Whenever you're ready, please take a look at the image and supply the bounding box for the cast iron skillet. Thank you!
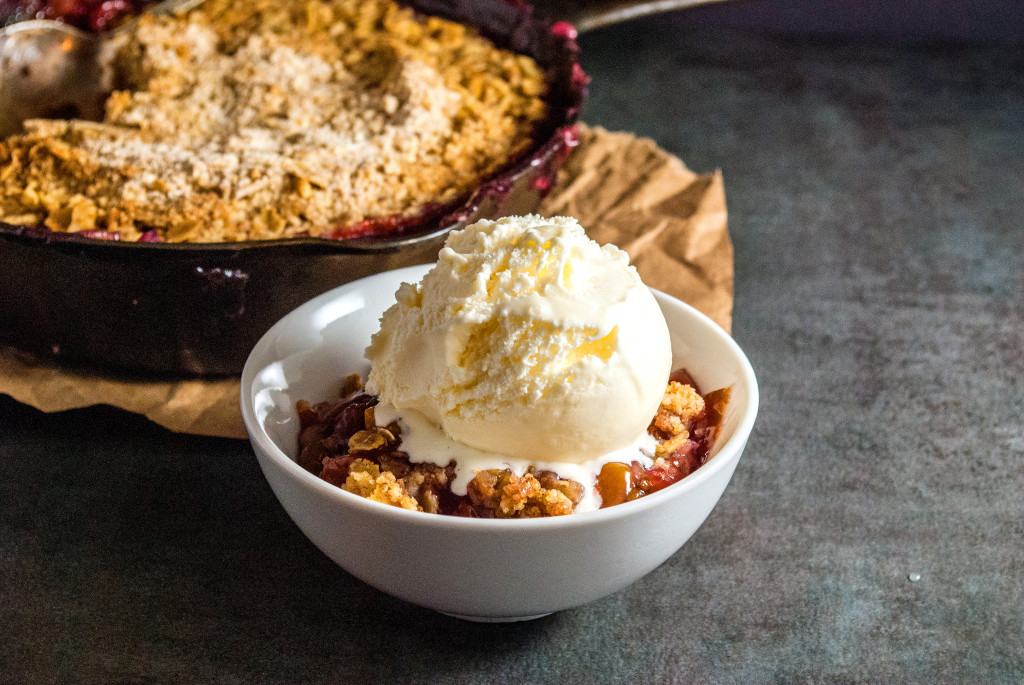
[0,0,587,376]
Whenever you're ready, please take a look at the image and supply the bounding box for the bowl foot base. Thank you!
[440,611,552,623]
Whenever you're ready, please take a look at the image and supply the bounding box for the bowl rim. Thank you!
[241,266,759,530]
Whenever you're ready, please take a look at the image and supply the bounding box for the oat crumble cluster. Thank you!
[0,0,548,242]
[296,373,718,518]
[651,381,705,458]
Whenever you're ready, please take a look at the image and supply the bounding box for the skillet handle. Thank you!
[550,0,736,34]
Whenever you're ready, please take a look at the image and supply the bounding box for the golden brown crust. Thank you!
[0,0,547,242]
[343,459,421,511]
[652,381,705,459]
[307,378,707,517]
[467,469,582,518]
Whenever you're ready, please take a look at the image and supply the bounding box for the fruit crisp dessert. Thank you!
[0,0,548,242]
[295,214,731,518]
[297,371,729,517]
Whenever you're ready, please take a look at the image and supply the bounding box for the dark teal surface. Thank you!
[2,3,1023,682]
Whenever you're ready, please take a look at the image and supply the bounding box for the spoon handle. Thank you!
[546,0,736,33]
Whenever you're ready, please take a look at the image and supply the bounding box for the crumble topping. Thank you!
[466,469,584,518]
[651,380,705,459]
[0,0,548,242]
[342,459,421,511]
[296,372,726,518]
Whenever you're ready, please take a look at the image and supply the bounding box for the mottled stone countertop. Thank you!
[2,1,1022,681]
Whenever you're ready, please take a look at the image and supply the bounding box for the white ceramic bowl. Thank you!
[241,264,758,622]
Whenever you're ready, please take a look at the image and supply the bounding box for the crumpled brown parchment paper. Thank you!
[0,125,732,439]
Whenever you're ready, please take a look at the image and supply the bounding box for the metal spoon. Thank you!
[0,0,205,137]
[543,0,734,33]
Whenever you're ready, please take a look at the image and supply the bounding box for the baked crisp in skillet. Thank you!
[0,0,548,242]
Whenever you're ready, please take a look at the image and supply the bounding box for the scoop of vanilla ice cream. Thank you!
[365,215,672,463]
